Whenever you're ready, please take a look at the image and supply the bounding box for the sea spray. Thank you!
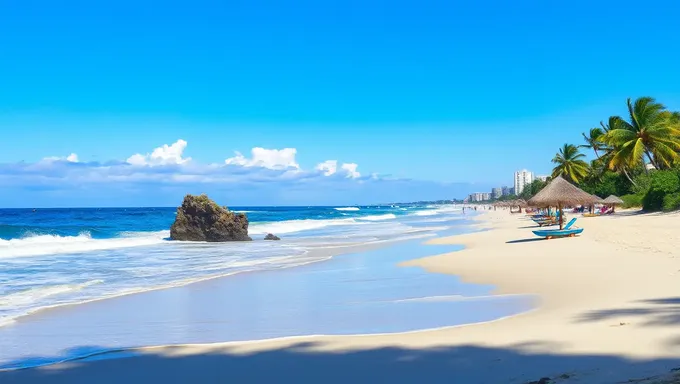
[0,204,465,328]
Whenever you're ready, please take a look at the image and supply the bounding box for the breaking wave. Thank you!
[0,231,169,258]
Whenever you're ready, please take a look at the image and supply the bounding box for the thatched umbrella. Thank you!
[591,194,605,204]
[528,175,598,229]
[588,194,605,214]
[603,195,624,212]
[492,200,508,210]
[505,199,525,213]
[515,199,528,213]
[603,195,624,205]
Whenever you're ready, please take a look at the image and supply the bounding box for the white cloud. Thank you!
[225,147,299,170]
[42,153,79,163]
[0,138,483,206]
[315,160,337,176]
[3,141,374,197]
[127,139,190,166]
[341,163,361,178]
[315,160,360,178]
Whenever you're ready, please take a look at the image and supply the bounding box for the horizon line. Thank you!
[0,201,464,210]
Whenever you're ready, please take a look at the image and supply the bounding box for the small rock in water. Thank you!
[526,378,552,384]
[264,233,281,241]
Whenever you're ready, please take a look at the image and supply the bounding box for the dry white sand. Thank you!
[4,210,680,383]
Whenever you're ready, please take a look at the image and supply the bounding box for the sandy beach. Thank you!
[4,210,680,383]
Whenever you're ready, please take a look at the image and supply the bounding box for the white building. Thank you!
[491,187,502,199]
[468,192,492,202]
[514,169,534,195]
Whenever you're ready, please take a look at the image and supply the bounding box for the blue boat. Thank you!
[532,227,583,239]
[532,218,583,239]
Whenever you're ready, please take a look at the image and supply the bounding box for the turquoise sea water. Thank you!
[0,204,454,325]
[0,204,536,370]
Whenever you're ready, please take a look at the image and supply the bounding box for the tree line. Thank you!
[535,97,680,211]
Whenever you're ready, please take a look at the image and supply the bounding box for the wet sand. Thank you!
[4,210,680,383]
[0,222,534,371]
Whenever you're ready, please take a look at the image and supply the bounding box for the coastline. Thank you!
[5,210,680,383]
[0,205,457,329]
[0,229,438,329]
[0,214,537,373]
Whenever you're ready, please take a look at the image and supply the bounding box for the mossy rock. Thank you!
[170,194,252,242]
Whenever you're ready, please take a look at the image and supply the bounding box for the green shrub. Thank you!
[662,192,680,212]
[642,171,680,211]
[621,194,644,208]
[631,173,652,195]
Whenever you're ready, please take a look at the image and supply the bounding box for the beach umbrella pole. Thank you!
[559,203,563,230]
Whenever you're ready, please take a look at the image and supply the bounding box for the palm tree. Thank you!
[592,117,641,185]
[604,97,680,171]
[551,143,590,183]
[580,127,606,159]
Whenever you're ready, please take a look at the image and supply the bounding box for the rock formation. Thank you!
[170,194,252,242]
[264,233,280,241]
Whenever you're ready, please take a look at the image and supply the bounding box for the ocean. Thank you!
[0,204,460,327]
[0,204,538,369]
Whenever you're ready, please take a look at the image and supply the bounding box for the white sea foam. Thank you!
[357,214,397,221]
[0,231,169,258]
[249,218,358,235]
[0,244,313,327]
[0,280,103,307]
[412,209,439,216]
[390,294,528,303]
[0,205,466,334]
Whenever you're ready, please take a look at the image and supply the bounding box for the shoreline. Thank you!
[0,300,537,373]
[0,230,438,330]
[0,220,531,373]
[5,210,680,383]
[0,215,538,374]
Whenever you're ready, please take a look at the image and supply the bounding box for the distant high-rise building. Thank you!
[514,169,534,195]
[509,187,515,195]
[491,188,502,199]
[468,192,492,202]
[501,186,511,196]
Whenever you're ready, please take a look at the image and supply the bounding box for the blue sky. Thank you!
[1,0,680,207]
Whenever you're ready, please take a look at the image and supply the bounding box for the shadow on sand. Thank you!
[577,297,680,328]
[518,225,542,229]
[2,341,680,384]
[506,238,545,244]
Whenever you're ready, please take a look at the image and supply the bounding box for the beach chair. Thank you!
[533,213,566,227]
[532,218,583,239]
[562,218,577,230]
[535,218,557,227]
